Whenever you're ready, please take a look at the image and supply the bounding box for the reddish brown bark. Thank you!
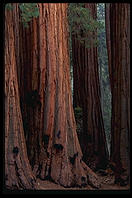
[9,3,101,188]
[17,5,47,171]
[37,3,100,188]
[5,5,36,189]
[105,3,130,183]
[72,3,109,171]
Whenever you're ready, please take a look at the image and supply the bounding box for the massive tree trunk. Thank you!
[72,3,109,171]
[8,3,100,188]
[16,5,47,172]
[5,6,36,189]
[105,3,130,182]
[35,3,100,188]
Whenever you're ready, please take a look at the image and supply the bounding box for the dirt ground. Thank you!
[34,172,130,191]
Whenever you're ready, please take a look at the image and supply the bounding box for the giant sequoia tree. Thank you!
[5,5,36,189]
[105,3,130,183]
[72,3,108,171]
[5,3,100,189]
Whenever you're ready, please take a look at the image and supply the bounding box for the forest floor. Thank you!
[35,171,130,191]
[34,118,130,192]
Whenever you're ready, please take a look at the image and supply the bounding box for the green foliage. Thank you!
[5,3,39,28]
[74,106,83,137]
[19,3,39,27]
[5,3,13,10]
[74,106,83,119]
[67,3,103,48]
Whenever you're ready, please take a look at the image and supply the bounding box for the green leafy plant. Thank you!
[5,3,39,28]
[67,3,103,48]
[19,3,39,27]
[74,106,83,119]
[5,3,14,10]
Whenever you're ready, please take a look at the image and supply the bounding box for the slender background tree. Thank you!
[97,3,111,154]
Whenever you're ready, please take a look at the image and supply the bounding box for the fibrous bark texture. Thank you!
[5,5,36,189]
[72,3,109,171]
[8,3,101,188]
[105,3,130,179]
[36,3,100,188]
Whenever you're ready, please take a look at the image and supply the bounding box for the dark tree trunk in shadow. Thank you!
[72,3,109,171]
[105,3,130,184]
